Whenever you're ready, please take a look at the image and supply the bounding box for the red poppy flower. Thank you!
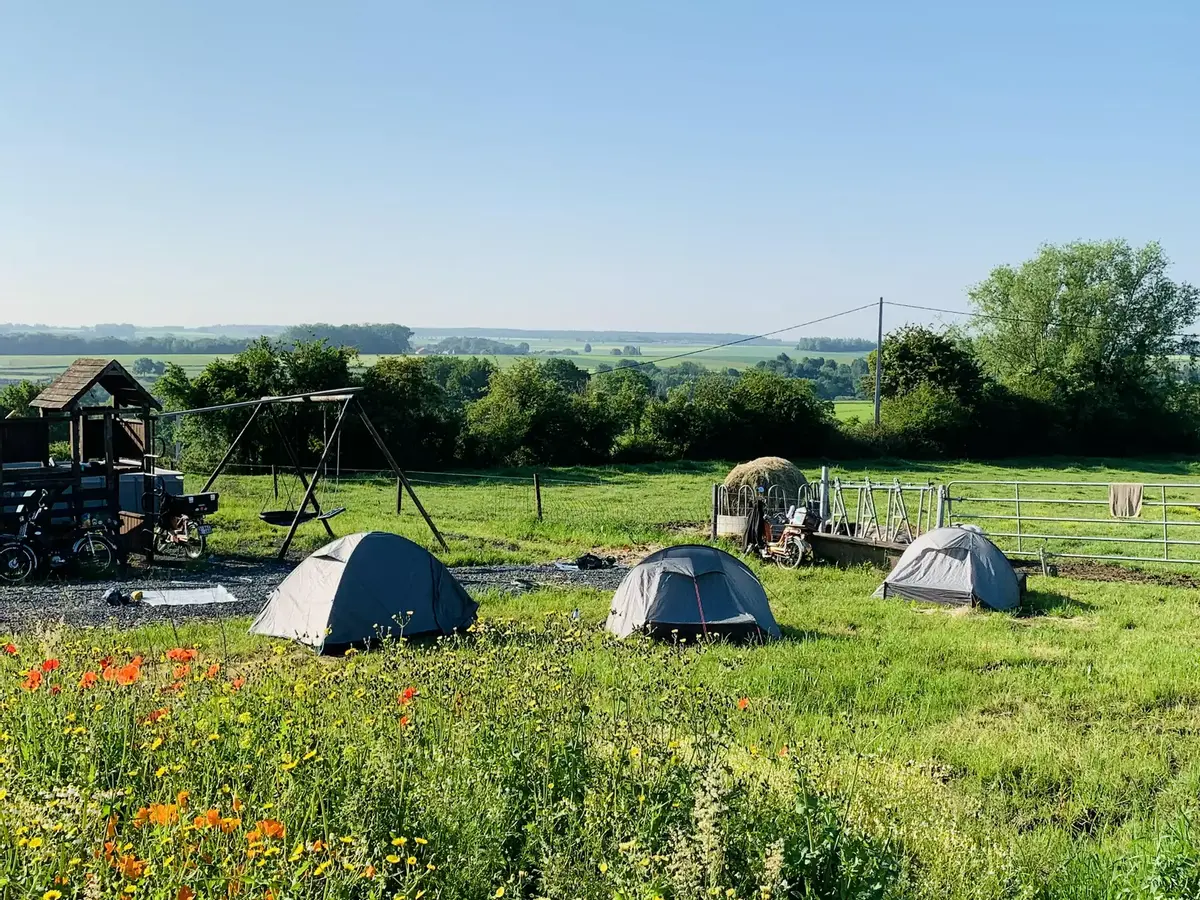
[3,643,17,655]
[737,697,749,711]
[41,658,60,672]
[21,670,42,691]
[205,663,220,678]
[166,648,198,663]
[79,671,99,689]
[230,677,246,691]
[399,686,417,706]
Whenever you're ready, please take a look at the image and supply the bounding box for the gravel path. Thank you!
[0,556,628,631]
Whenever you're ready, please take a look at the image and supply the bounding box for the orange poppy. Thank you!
[21,670,42,691]
[255,819,285,840]
[41,658,60,672]
[230,677,245,691]
[2,643,16,655]
[399,686,417,706]
[399,715,410,728]
[150,803,179,826]
[79,671,99,689]
[176,790,190,809]
[133,807,151,828]
[115,663,141,686]
[177,888,196,900]
[115,854,146,879]
[173,664,191,679]
[205,663,220,678]
[166,648,198,663]
[737,697,749,711]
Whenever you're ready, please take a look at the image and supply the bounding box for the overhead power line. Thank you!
[588,302,879,377]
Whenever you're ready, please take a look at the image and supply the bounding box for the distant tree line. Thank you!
[0,332,253,355]
[755,354,871,400]
[427,337,529,355]
[794,337,878,352]
[277,323,413,354]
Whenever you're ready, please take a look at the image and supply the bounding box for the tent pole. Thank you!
[277,397,354,560]
[264,405,335,540]
[356,405,449,551]
[201,401,264,493]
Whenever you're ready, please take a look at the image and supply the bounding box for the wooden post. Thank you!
[396,477,403,513]
[873,296,884,427]
[272,464,278,500]
[711,483,719,540]
[534,473,543,521]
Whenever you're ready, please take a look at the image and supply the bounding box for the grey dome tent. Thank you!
[607,545,781,640]
[250,532,477,652]
[874,526,1021,611]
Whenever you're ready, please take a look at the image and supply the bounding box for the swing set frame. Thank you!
[158,387,447,559]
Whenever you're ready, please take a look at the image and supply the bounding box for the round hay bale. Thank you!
[722,457,807,512]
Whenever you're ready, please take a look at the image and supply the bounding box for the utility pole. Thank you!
[873,296,883,427]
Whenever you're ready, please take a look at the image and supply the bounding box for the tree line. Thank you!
[6,240,1196,469]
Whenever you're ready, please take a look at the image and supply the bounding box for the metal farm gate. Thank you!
[942,480,1200,565]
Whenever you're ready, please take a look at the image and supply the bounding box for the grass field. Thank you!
[834,399,874,421]
[0,354,230,381]
[7,457,1200,897]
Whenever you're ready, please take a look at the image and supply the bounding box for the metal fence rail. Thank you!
[943,480,1200,565]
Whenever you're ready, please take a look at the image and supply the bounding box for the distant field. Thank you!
[1,342,868,383]
[0,354,229,381]
[834,399,874,420]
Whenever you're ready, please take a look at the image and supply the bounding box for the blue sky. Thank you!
[2,2,1198,337]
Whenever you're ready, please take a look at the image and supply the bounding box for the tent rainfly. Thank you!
[250,532,477,652]
[607,544,781,640]
[874,526,1022,611]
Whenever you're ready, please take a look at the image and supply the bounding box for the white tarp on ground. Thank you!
[874,526,1021,611]
[137,585,241,606]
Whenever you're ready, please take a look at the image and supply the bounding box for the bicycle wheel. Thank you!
[74,534,117,579]
[0,543,36,584]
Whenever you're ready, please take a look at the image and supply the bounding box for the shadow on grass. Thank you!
[1018,589,1097,617]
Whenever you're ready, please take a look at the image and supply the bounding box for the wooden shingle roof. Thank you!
[29,358,162,412]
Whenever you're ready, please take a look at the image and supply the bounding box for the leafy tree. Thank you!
[583,343,592,353]
[421,356,497,404]
[862,326,982,403]
[465,360,616,465]
[541,358,589,395]
[590,367,653,435]
[359,357,461,468]
[0,380,43,418]
[621,345,642,357]
[970,240,1198,397]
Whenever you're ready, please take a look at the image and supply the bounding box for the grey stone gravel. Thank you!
[0,557,627,632]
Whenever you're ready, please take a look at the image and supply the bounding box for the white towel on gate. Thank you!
[1109,483,1143,519]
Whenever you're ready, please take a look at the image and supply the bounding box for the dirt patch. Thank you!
[1015,559,1200,589]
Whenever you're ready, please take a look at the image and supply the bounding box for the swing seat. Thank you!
[259,507,347,527]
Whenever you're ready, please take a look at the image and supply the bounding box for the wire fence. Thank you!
[183,464,714,555]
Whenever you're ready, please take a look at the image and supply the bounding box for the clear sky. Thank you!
[2,1,1198,337]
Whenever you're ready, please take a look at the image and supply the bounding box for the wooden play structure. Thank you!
[0,358,163,556]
